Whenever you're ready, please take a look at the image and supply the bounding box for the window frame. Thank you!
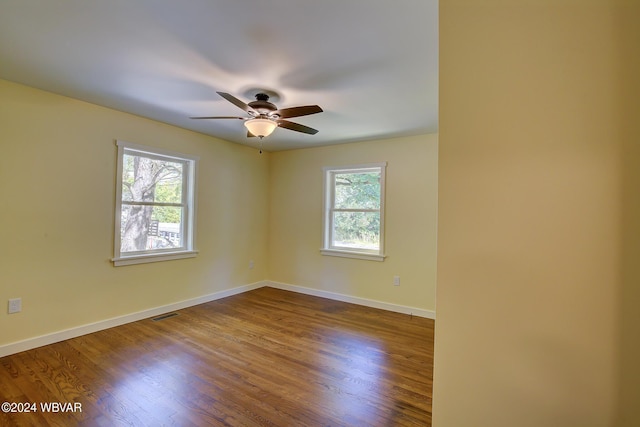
[112,140,198,266]
[321,162,387,262]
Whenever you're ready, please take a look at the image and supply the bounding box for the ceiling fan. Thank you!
[190,91,323,140]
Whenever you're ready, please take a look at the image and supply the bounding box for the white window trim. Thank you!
[112,140,199,266]
[321,162,387,262]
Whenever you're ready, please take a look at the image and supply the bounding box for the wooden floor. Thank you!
[0,287,434,426]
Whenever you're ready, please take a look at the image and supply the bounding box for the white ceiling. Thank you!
[0,0,438,152]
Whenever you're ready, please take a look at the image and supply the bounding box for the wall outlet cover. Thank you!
[8,298,22,314]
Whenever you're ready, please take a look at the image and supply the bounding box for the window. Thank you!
[322,163,386,261]
[113,141,198,266]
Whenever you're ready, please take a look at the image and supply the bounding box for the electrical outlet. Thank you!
[393,276,400,286]
[8,298,22,314]
[249,260,254,269]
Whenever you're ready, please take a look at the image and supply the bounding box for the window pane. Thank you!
[120,205,183,252]
[332,211,380,250]
[334,171,380,209]
[122,154,183,203]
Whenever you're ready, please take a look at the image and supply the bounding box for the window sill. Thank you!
[112,250,198,266]
[320,249,386,262]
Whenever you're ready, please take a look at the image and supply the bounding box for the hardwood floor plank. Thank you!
[0,287,433,426]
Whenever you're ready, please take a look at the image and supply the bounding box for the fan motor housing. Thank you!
[248,93,277,115]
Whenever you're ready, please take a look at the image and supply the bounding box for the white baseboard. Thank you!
[266,281,436,319]
[0,281,266,358]
[1,280,435,358]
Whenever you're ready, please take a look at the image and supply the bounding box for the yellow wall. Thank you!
[616,0,640,424]
[434,1,640,426]
[268,135,438,312]
[0,79,269,346]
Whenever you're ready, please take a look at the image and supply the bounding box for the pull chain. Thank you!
[259,136,263,154]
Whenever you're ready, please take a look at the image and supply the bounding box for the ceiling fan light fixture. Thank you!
[244,118,277,138]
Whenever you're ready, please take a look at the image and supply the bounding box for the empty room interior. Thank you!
[1,1,640,427]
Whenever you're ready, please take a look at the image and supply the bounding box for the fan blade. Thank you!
[217,92,252,112]
[277,119,319,135]
[190,116,245,119]
[276,105,323,119]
